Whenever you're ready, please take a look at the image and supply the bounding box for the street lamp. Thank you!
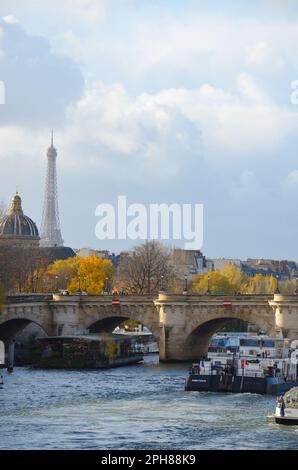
[78,276,81,294]
[105,276,109,294]
[160,275,164,292]
[55,275,59,293]
[207,275,211,295]
[183,274,188,295]
[275,275,280,294]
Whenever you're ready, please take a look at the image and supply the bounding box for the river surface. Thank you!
[0,355,298,450]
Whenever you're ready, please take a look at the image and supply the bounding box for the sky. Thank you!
[0,0,298,259]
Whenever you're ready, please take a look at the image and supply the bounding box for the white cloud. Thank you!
[2,0,107,26]
[286,170,298,186]
[1,73,297,176]
[2,15,19,24]
[1,8,298,254]
[51,0,107,24]
[0,126,46,161]
[245,41,285,69]
[47,9,298,115]
[59,75,298,173]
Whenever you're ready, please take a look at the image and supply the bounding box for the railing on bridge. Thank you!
[5,292,278,304]
[6,294,53,304]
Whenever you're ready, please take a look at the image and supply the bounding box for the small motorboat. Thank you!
[274,387,298,425]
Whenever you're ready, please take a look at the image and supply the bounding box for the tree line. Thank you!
[0,241,296,301]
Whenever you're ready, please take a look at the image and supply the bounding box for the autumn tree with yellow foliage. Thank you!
[35,255,114,295]
[192,271,234,295]
[192,263,278,295]
[220,264,247,293]
[242,273,277,294]
[68,256,114,294]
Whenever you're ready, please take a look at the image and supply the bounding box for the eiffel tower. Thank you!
[40,131,64,247]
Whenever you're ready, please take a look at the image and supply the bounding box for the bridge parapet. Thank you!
[52,294,155,303]
[7,294,53,304]
[155,292,274,304]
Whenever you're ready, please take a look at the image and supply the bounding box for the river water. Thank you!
[0,355,297,450]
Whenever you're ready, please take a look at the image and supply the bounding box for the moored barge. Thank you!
[185,334,298,395]
[32,334,143,369]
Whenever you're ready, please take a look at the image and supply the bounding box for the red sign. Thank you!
[223,300,232,308]
[112,298,120,307]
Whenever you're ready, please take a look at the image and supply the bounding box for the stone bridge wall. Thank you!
[1,293,298,361]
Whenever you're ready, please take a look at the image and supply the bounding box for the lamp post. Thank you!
[78,275,81,294]
[55,275,59,293]
[207,275,211,295]
[183,274,188,295]
[105,276,109,294]
[160,275,164,292]
[44,279,50,293]
[275,275,280,294]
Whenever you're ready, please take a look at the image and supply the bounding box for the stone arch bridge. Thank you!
[1,292,298,361]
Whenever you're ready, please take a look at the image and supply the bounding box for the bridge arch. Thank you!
[182,307,275,361]
[88,316,131,334]
[81,304,161,344]
[0,318,50,342]
[87,314,160,354]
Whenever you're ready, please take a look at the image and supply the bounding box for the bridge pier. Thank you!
[269,294,298,339]
[155,292,278,362]
[51,296,82,336]
[156,297,192,362]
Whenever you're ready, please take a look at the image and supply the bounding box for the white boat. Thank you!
[185,334,298,394]
[274,387,298,425]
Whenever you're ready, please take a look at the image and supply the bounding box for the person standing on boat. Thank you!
[281,396,285,417]
[277,395,285,417]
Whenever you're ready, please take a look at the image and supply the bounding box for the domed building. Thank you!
[0,192,40,247]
